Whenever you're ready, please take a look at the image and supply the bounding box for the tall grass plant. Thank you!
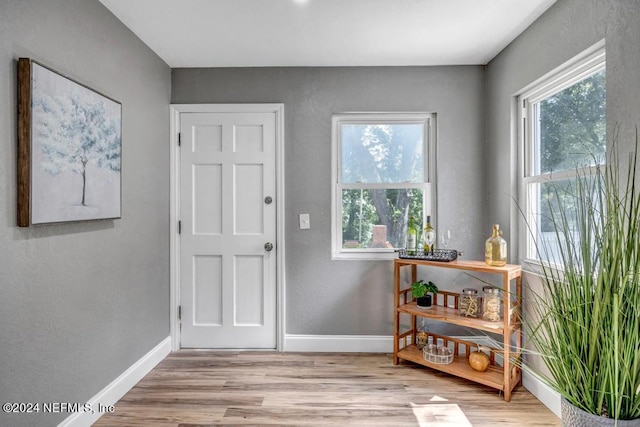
[524,133,640,421]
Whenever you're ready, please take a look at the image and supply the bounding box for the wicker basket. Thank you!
[423,344,454,364]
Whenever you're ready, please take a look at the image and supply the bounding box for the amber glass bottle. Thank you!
[485,224,507,266]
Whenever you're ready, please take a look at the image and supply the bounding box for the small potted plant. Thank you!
[411,280,438,308]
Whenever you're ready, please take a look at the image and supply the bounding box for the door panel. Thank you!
[234,125,263,152]
[180,111,277,349]
[235,164,263,234]
[193,164,222,235]
[235,255,264,325]
[194,255,222,325]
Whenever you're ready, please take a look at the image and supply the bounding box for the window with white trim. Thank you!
[331,113,436,260]
[518,44,606,265]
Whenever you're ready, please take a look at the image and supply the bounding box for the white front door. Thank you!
[178,107,279,349]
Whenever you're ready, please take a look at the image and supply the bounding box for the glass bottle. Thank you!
[485,224,507,266]
[423,216,436,254]
[406,216,417,255]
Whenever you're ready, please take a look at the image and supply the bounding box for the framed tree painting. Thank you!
[17,58,121,226]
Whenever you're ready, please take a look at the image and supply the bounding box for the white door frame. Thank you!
[169,103,286,351]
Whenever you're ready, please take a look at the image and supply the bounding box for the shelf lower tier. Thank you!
[397,345,505,391]
[397,301,518,335]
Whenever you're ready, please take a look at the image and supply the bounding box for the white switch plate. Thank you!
[299,213,310,230]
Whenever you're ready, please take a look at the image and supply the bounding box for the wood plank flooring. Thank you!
[94,351,560,426]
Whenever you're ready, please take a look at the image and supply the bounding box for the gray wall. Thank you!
[0,1,171,426]
[485,0,640,378]
[485,0,640,245]
[5,0,633,423]
[172,66,486,335]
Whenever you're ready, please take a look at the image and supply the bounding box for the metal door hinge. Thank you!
[178,305,182,321]
[178,133,181,146]
[178,220,181,234]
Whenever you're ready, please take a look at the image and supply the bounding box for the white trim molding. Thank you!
[58,336,171,427]
[515,40,606,266]
[523,371,561,418]
[330,112,437,261]
[284,334,394,353]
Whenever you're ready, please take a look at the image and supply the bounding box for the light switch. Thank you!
[299,213,310,230]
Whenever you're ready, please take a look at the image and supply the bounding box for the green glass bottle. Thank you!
[406,216,417,255]
[423,216,435,254]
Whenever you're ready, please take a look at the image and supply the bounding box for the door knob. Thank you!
[264,242,274,252]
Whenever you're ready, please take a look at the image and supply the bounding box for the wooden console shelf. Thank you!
[398,345,505,389]
[393,257,522,401]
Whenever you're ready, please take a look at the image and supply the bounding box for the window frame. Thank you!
[331,112,437,260]
[517,42,606,268]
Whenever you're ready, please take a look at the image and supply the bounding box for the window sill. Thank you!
[332,250,398,261]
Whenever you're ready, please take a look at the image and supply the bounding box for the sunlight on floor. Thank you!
[411,397,473,427]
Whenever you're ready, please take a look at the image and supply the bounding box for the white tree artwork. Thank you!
[30,62,121,224]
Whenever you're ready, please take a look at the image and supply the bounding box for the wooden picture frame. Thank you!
[17,58,122,226]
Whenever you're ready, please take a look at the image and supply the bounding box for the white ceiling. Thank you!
[99,0,556,68]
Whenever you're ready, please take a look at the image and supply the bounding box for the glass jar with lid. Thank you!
[416,317,429,349]
[459,288,480,318]
[482,286,502,322]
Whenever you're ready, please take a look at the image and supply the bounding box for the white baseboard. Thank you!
[284,334,393,353]
[522,371,561,418]
[58,336,172,427]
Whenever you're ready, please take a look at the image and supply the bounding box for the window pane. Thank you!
[529,177,600,265]
[535,69,606,175]
[342,188,423,249]
[341,124,424,184]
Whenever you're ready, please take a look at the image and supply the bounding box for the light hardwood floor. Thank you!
[94,351,560,426]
